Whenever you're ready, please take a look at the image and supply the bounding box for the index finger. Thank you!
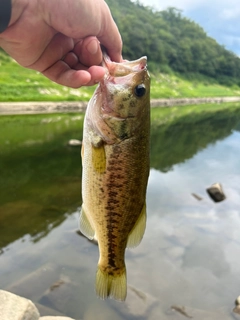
[96,5,122,62]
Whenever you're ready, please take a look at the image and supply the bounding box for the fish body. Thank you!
[79,52,150,301]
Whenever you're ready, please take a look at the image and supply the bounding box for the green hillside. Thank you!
[1,0,240,101]
[106,1,240,86]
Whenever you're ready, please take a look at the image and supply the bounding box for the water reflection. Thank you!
[0,108,240,319]
[0,114,83,248]
[150,106,240,172]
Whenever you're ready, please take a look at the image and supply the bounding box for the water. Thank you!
[0,107,240,319]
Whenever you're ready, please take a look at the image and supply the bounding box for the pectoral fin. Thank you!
[127,203,147,248]
[92,144,106,174]
[81,143,84,160]
[79,206,95,240]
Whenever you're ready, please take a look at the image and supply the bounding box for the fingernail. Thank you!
[87,39,99,55]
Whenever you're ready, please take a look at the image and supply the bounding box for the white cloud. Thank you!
[220,8,240,20]
[136,0,217,11]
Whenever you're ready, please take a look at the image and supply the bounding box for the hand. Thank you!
[0,0,122,88]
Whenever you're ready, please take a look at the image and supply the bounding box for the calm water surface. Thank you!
[0,107,240,319]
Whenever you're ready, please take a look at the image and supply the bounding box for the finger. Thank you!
[73,36,102,67]
[62,52,79,68]
[39,0,122,63]
[97,4,123,62]
[88,65,106,84]
[42,61,105,87]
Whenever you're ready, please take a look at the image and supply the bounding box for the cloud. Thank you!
[136,0,218,12]
[220,8,240,20]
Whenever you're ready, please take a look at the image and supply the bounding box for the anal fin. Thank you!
[81,142,84,160]
[127,202,146,248]
[79,205,95,240]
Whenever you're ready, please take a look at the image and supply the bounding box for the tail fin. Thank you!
[95,266,127,301]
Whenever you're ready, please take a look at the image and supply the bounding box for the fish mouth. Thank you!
[103,57,147,77]
[101,47,147,78]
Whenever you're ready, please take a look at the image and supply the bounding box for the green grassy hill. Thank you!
[106,1,240,86]
[1,0,240,101]
[1,49,240,102]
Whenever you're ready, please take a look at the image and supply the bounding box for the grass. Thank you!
[150,101,240,124]
[150,73,240,99]
[0,51,95,102]
[1,50,240,101]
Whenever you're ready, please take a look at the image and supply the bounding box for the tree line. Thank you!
[106,0,240,86]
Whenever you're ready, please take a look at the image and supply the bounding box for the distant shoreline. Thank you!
[1,97,240,115]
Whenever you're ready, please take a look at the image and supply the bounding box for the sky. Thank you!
[135,0,240,56]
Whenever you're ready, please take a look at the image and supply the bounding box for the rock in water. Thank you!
[233,295,240,314]
[0,290,39,320]
[206,183,226,202]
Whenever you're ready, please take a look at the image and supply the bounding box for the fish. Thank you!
[79,50,150,301]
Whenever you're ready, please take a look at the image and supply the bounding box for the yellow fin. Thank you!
[81,143,84,160]
[79,206,95,240]
[92,144,106,173]
[96,267,127,301]
[127,203,146,248]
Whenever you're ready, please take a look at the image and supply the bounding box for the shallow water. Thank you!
[0,108,240,319]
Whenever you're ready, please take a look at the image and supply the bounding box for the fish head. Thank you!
[86,53,150,145]
[100,54,150,141]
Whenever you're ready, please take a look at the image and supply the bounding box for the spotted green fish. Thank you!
[79,51,150,301]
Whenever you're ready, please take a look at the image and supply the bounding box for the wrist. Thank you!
[0,0,28,34]
[8,0,28,26]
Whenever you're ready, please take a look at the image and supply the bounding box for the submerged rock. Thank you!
[206,183,226,202]
[68,139,82,146]
[39,317,75,320]
[191,193,203,201]
[166,305,230,320]
[110,285,158,319]
[6,263,61,302]
[0,290,39,320]
[35,303,66,317]
[83,300,123,320]
[171,305,193,318]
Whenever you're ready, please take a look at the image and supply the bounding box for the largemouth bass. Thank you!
[79,51,150,301]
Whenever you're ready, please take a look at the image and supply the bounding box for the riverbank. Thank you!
[1,52,240,102]
[1,96,240,115]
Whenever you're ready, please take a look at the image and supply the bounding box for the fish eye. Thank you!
[134,84,146,97]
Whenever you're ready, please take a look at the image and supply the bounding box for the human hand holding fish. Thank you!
[80,49,150,301]
[0,0,122,87]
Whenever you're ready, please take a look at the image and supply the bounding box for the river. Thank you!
[0,105,240,319]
